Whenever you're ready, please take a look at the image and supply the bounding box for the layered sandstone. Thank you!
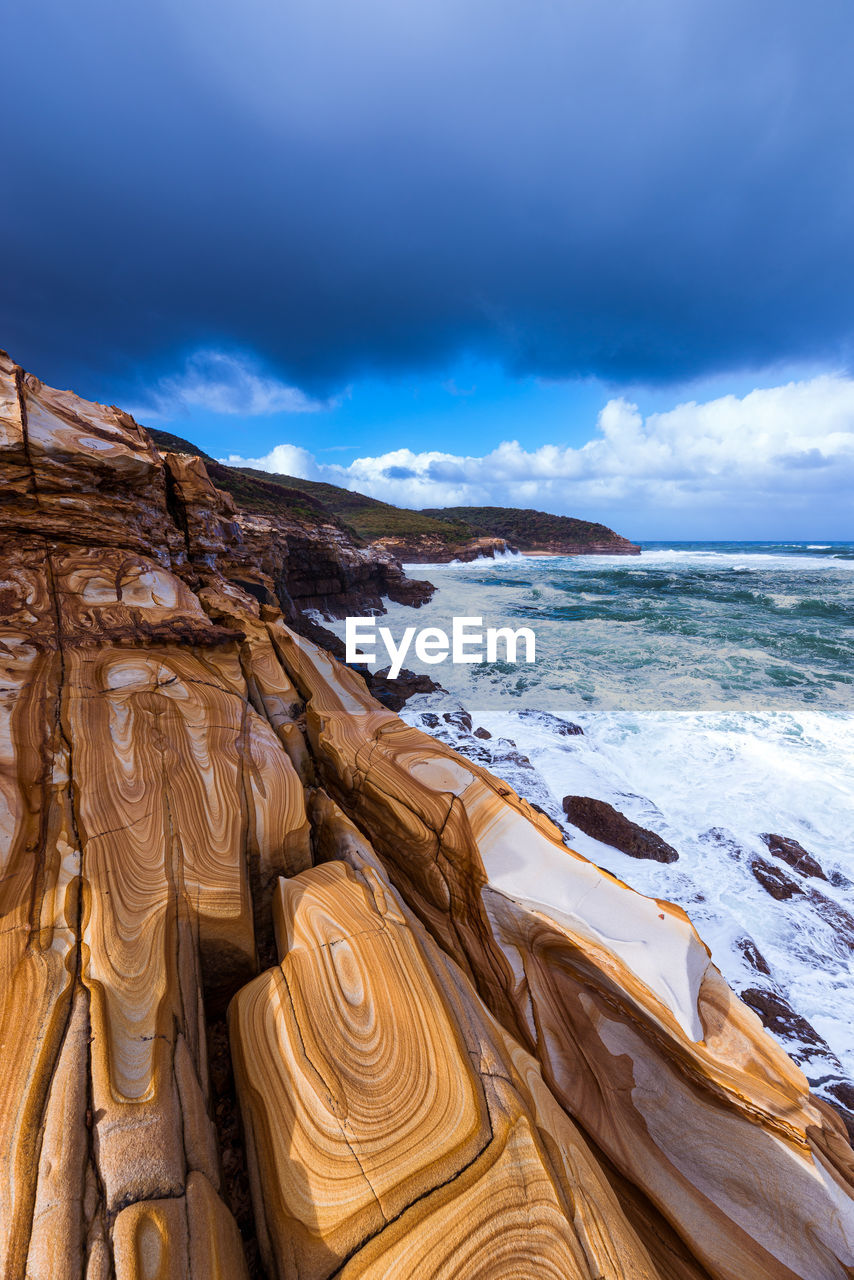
[1,352,852,1279]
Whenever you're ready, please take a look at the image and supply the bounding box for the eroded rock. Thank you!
[230,801,660,1280]
[270,624,854,1280]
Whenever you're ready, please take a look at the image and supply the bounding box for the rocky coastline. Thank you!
[1,352,852,1279]
[368,532,513,563]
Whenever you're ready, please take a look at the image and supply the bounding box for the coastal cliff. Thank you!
[368,532,512,563]
[1,353,852,1279]
[147,431,639,564]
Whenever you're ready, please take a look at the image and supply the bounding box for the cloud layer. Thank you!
[226,376,854,537]
[132,350,331,418]
[2,0,853,398]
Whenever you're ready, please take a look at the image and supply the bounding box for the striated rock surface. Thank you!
[1,352,853,1279]
[275,629,854,1280]
[231,804,659,1280]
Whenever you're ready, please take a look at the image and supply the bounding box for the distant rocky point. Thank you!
[422,504,641,556]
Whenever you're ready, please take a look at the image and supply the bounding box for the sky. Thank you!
[3,0,853,538]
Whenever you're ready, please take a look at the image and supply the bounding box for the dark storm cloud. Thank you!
[2,0,853,399]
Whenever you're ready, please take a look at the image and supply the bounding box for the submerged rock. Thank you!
[519,707,584,735]
[736,936,772,976]
[739,987,830,1056]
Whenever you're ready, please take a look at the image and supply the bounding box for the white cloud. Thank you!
[224,374,854,530]
[223,442,321,477]
[136,349,330,418]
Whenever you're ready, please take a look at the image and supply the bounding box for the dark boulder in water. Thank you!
[443,708,474,733]
[562,795,679,862]
[761,832,827,881]
[740,988,830,1059]
[519,707,584,736]
[750,857,804,900]
[736,936,772,976]
[369,667,444,711]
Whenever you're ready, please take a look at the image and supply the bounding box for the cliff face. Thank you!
[147,431,435,619]
[369,532,512,563]
[1,353,853,1280]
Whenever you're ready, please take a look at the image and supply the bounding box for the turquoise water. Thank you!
[441,541,854,715]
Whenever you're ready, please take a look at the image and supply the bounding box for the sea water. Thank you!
[334,542,854,1097]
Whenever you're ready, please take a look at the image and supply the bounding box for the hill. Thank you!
[148,428,472,546]
[147,428,639,558]
[422,505,639,554]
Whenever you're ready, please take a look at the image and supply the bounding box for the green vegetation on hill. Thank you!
[146,427,631,549]
[421,505,630,548]
[233,469,473,544]
[147,427,471,543]
[147,428,338,527]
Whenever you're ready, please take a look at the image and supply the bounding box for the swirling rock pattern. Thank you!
[272,626,854,1280]
[230,801,659,1280]
[0,353,852,1279]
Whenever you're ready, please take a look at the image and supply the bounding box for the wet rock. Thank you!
[443,709,474,733]
[474,726,492,739]
[736,937,772,976]
[369,667,444,712]
[750,857,804,900]
[739,988,829,1057]
[562,796,680,863]
[804,887,854,952]
[504,749,534,769]
[760,833,827,880]
[825,1081,854,1143]
[519,708,584,736]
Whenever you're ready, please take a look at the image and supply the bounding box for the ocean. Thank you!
[331,541,854,1104]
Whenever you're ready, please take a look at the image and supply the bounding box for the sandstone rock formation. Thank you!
[1,351,853,1279]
